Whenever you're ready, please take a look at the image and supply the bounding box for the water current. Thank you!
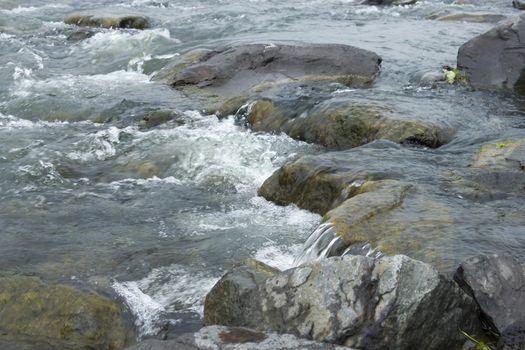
[1,0,524,339]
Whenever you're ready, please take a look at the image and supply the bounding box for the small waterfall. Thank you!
[293,223,383,267]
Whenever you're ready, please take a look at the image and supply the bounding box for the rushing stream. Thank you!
[1,0,524,340]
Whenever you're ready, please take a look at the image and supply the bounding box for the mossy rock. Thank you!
[140,110,185,129]
[64,15,150,30]
[203,259,280,327]
[0,276,134,350]
[473,138,525,171]
[235,97,452,150]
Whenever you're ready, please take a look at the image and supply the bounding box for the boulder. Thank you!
[234,97,451,150]
[125,326,354,349]
[473,138,525,171]
[203,259,280,327]
[64,15,150,30]
[513,0,525,10]
[140,110,185,129]
[457,14,525,91]
[165,43,382,101]
[0,276,134,350]
[204,255,480,350]
[454,255,525,336]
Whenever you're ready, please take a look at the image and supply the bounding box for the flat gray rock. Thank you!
[454,255,525,335]
[457,13,525,91]
[170,43,382,99]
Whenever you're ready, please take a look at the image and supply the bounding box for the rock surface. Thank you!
[454,255,525,336]
[473,138,525,171]
[497,318,525,350]
[125,326,354,350]
[513,0,525,10]
[457,13,525,91]
[234,96,451,149]
[166,44,382,101]
[64,15,150,29]
[204,255,479,350]
[0,276,134,350]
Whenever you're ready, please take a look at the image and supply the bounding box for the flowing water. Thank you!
[1,0,524,340]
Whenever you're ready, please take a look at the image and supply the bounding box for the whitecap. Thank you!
[113,264,220,337]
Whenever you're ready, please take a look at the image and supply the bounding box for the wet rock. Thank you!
[166,44,381,102]
[66,30,95,41]
[457,13,525,91]
[203,259,280,327]
[364,0,417,5]
[513,0,525,10]
[454,255,525,336]
[473,138,525,171]
[64,15,150,30]
[204,255,479,350]
[436,13,507,23]
[236,98,451,150]
[0,276,134,349]
[140,110,185,129]
[497,319,525,350]
[125,326,354,349]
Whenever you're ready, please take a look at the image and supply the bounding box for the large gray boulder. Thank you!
[204,255,480,350]
[457,14,525,91]
[125,326,354,350]
[64,15,150,30]
[166,43,382,100]
[454,255,525,336]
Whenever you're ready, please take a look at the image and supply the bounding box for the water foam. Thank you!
[113,264,219,337]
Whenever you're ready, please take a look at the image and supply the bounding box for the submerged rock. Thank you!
[125,326,354,349]
[140,110,185,129]
[457,13,525,91]
[66,30,95,41]
[454,255,525,336]
[436,13,506,23]
[64,15,150,30]
[204,255,479,350]
[0,276,134,350]
[473,138,525,171]
[235,97,451,150]
[163,43,381,103]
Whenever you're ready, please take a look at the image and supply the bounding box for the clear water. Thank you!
[1,0,524,339]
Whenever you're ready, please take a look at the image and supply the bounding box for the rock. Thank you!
[203,259,280,327]
[66,30,95,41]
[457,14,525,91]
[167,43,382,102]
[64,15,150,30]
[513,0,525,10]
[497,319,525,350]
[364,0,417,5]
[454,255,525,336]
[473,138,525,171]
[0,276,134,349]
[235,97,451,150]
[204,255,480,350]
[140,110,185,129]
[436,13,507,23]
[125,326,354,349]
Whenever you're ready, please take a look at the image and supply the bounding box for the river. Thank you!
[0,0,524,340]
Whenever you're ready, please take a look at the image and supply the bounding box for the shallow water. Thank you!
[1,0,524,339]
